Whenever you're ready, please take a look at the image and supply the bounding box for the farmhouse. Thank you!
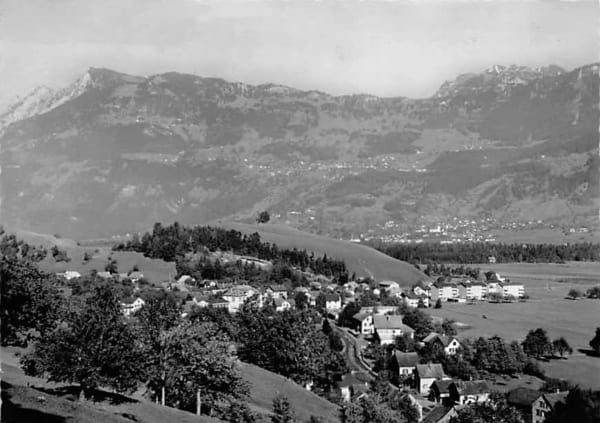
[449,380,491,405]
[338,372,370,402]
[430,379,454,404]
[207,296,229,310]
[507,387,542,423]
[532,391,568,423]
[325,293,342,311]
[421,405,457,423]
[415,363,450,395]
[352,312,374,335]
[373,315,415,345]
[422,332,461,355]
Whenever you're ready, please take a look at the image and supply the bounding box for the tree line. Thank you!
[368,241,600,264]
[114,222,348,279]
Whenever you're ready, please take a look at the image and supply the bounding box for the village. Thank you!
[55,257,572,423]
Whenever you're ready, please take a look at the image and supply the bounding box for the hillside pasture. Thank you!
[240,362,340,422]
[430,262,600,389]
[219,222,428,286]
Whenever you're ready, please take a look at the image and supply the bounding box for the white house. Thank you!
[222,284,260,313]
[423,332,462,355]
[274,298,292,312]
[62,270,81,280]
[121,297,145,317]
[325,293,342,311]
[352,312,374,335]
[449,380,491,405]
[403,293,430,308]
[373,315,415,345]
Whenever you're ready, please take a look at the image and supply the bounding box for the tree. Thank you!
[394,333,416,352]
[402,309,434,341]
[1,256,64,346]
[160,321,248,414]
[434,298,442,309]
[294,291,309,310]
[105,258,118,274]
[22,285,143,399]
[589,327,600,356]
[271,394,295,423]
[322,318,332,335]
[136,292,182,405]
[568,289,583,300]
[450,399,523,423]
[586,286,600,299]
[338,301,362,328]
[552,337,573,358]
[544,388,600,423]
[257,211,271,224]
[441,319,458,337]
[522,328,552,359]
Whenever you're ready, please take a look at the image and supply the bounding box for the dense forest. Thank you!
[369,241,600,264]
[113,222,348,279]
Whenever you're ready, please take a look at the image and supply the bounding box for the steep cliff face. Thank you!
[1,64,598,238]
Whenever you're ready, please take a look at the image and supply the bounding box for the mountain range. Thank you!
[1,64,598,239]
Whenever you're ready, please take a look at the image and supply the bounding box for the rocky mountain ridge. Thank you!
[1,63,598,239]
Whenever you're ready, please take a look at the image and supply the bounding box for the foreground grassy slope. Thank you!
[221,222,428,286]
[240,362,340,422]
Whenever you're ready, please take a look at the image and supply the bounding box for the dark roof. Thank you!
[393,351,419,368]
[544,392,568,408]
[208,296,228,304]
[416,363,447,379]
[431,379,454,394]
[269,284,287,292]
[352,312,372,322]
[423,332,458,347]
[338,372,369,388]
[422,406,456,423]
[507,387,542,407]
[452,380,490,395]
[325,293,341,301]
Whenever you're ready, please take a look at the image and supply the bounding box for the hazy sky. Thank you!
[1,0,598,106]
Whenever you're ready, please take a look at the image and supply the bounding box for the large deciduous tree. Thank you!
[522,328,552,359]
[1,255,63,346]
[160,321,248,415]
[589,327,600,356]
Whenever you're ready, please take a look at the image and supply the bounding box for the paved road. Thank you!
[332,324,375,380]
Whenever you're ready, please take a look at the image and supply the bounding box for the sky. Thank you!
[0,0,598,107]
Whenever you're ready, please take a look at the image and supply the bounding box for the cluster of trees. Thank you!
[522,328,573,360]
[423,263,481,279]
[371,241,600,264]
[190,304,346,398]
[21,287,251,419]
[114,222,348,279]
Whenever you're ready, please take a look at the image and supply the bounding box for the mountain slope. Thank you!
[1,64,598,239]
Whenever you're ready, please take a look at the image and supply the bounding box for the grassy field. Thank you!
[220,222,427,286]
[240,362,340,422]
[491,228,599,244]
[12,229,177,284]
[1,347,222,423]
[430,261,600,389]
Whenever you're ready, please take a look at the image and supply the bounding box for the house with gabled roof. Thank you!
[415,363,450,395]
[373,315,415,345]
[507,387,542,423]
[352,312,374,335]
[532,391,568,423]
[273,297,292,312]
[266,284,288,299]
[222,284,259,313]
[430,379,454,404]
[421,405,457,423]
[422,332,461,355]
[338,371,370,402]
[391,351,419,378]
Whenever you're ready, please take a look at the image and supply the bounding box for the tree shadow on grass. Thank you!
[577,348,599,357]
[34,384,139,405]
[1,380,66,423]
